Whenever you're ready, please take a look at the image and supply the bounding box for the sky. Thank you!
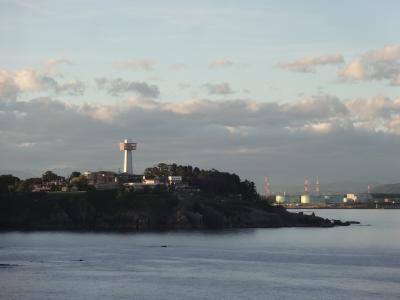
[1,0,400,193]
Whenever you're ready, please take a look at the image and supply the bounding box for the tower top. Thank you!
[120,139,136,174]
[120,139,136,151]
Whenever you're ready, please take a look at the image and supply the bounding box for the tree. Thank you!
[143,162,259,200]
[15,178,42,192]
[240,180,257,200]
[68,171,81,181]
[0,175,20,194]
[70,175,89,190]
[193,167,200,177]
[42,171,59,182]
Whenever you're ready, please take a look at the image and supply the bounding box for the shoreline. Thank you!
[0,190,358,231]
[285,205,400,209]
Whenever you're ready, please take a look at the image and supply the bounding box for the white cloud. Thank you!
[113,59,154,71]
[45,58,71,68]
[18,142,37,148]
[224,125,251,136]
[339,45,400,85]
[0,69,85,99]
[364,45,400,62]
[209,59,233,69]
[344,95,400,132]
[339,61,366,80]
[278,54,344,73]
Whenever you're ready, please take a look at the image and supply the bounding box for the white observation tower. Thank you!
[119,139,137,174]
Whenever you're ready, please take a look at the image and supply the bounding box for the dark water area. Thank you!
[1,210,399,299]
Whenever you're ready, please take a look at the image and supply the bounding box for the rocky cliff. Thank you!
[0,190,348,230]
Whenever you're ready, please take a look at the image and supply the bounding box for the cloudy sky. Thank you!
[1,0,400,192]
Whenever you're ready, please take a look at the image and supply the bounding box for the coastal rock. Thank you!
[185,211,204,229]
[0,191,354,230]
[174,210,192,229]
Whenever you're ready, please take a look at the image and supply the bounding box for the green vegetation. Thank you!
[69,175,89,190]
[68,171,81,180]
[0,174,20,194]
[42,170,62,182]
[145,163,257,200]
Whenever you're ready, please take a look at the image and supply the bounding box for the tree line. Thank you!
[0,163,258,200]
[145,163,258,200]
[0,171,88,193]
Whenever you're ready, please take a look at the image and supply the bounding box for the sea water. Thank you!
[0,209,399,299]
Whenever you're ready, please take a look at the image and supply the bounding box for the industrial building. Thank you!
[274,194,345,205]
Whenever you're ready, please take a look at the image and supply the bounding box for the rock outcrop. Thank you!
[0,190,346,230]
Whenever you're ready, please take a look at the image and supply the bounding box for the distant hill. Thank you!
[372,183,400,194]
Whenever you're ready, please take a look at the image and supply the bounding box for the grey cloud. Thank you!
[2,95,400,192]
[282,95,349,119]
[55,80,85,96]
[42,77,85,96]
[202,82,234,95]
[278,54,344,73]
[0,74,19,100]
[96,78,160,98]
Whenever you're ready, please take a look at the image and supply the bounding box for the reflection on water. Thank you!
[1,210,399,300]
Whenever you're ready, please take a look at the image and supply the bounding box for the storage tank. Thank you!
[300,195,311,204]
[275,195,286,204]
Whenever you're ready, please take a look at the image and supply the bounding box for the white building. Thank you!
[168,176,182,185]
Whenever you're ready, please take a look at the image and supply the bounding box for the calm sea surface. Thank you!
[1,209,400,300]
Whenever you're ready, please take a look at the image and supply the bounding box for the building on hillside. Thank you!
[32,185,52,192]
[168,176,182,185]
[32,178,67,192]
[116,173,143,184]
[142,176,166,185]
[85,171,118,190]
[123,182,151,191]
